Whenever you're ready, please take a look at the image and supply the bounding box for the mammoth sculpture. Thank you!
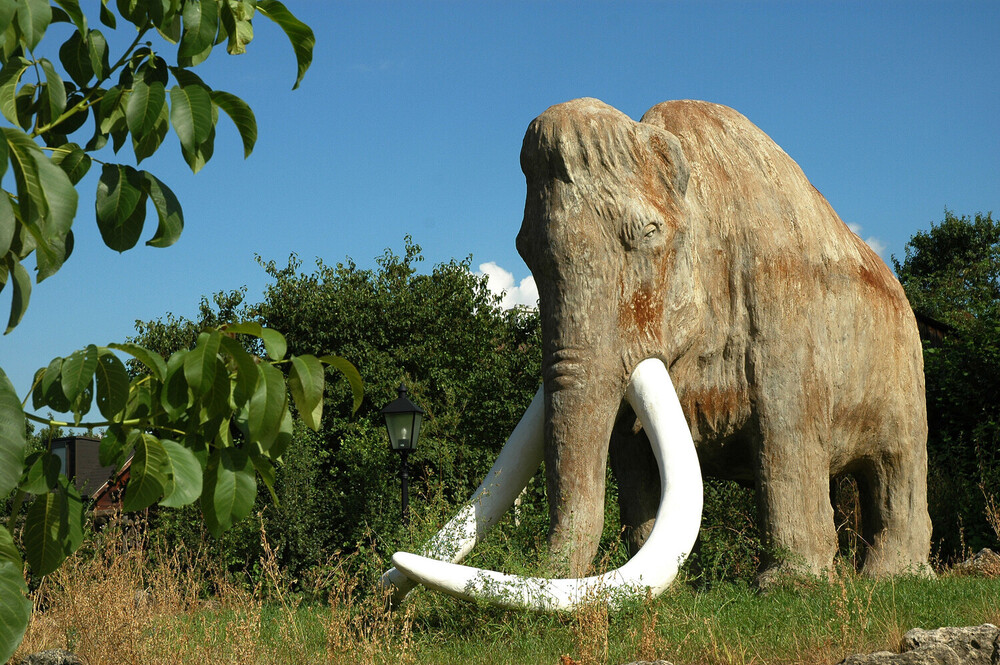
[383,98,932,610]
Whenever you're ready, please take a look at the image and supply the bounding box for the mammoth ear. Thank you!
[640,126,690,197]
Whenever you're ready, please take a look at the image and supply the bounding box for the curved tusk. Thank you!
[380,386,546,603]
[391,358,702,611]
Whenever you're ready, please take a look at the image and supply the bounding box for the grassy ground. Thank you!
[9,522,999,665]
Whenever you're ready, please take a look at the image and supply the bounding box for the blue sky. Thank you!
[2,1,998,412]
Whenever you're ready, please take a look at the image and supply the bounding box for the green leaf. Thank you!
[143,0,170,28]
[122,434,167,511]
[159,439,202,508]
[202,355,231,415]
[15,0,52,52]
[61,344,98,401]
[58,477,84,559]
[131,92,168,163]
[155,10,180,43]
[39,58,67,124]
[59,30,92,86]
[87,29,110,80]
[124,380,152,421]
[179,121,214,173]
[249,452,276,504]
[95,349,129,418]
[4,126,49,223]
[17,480,84,580]
[23,490,65,575]
[257,0,313,90]
[141,170,183,247]
[20,452,59,494]
[50,142,91,185]
[320,355,364,415]
[266,406,292,461]
[116,0,146,24]
[52,0,87,35]
[68,381,92,425]
[30,146,77,281]
[4,259,29,333]
[12,82,35,131]
[98,85,124,132]
[35,358,58,409]
[247,362,285,450]
[95,163,147,252]
[227,19,252,56]
[219,0,252,55]
[0,526,21,568]
[201,447,255,537]
[0,58,29,125]
[107,342,166,381]
[0,368,26,496]
[184,330,221,397]
[39,358,69,413]
[210,89,255,158]
[99,424,135,468]
[3,128,78,281]
[219,334,258,406]
[178,0,219,66]
[160,349,190,418]
[99,0,116,28]
[289,354,323,430]
[0,2,15,35]
[0,196,13,259]
[0,128,7,181]
[97,86,130,153]
[126,78,166,140]
[0,559,31,665]
[169,82,213,157]
[53,94,88,136]
[221,321,286,360]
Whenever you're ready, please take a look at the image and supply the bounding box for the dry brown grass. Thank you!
[323,559,414,664]
[11,516,414,665]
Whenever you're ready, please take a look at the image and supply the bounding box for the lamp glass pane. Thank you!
[410,412,423,451]
[385,412,413,450]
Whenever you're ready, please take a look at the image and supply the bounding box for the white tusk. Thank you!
[391,358,703,611]
[380,386,546,602]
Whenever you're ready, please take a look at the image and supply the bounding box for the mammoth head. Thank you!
[517,99,693,384]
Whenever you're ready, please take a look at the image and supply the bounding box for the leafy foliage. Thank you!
[0,0,314,329]
[894,211,1000,556]
[0,1,324,660]
[132,239,545,582]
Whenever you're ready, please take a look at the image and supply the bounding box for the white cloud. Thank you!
[477,262,538,309]
[847,223,887,258]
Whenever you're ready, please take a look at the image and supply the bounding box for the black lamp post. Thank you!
[381,384,425,525]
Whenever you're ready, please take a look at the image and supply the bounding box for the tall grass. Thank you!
[10,511,999,665]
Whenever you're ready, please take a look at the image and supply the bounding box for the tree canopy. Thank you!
[131,240,544,578]
[894,211,1000,555]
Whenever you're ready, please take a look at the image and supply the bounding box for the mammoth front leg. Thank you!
[755,426,838,582]
[609,406,660,556]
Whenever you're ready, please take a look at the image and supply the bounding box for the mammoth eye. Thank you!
[643,223,658,238]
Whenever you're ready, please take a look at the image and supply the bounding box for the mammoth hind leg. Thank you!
[609,403,661,556]
[853,450,932,577]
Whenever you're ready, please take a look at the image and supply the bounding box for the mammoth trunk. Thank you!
[543,353,621,577]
